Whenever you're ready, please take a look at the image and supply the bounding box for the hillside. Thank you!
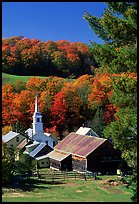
[2,73,75,85]
[2,37,96,78]
[2,73,47,85]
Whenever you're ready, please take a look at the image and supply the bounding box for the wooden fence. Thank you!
[33,169,94,182]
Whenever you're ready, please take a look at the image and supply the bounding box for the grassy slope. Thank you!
[2,73,74,85]
[2,73,47,85]
[2,176,132,202]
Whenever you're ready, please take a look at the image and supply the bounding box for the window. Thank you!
[16,137,19,142]
[36,118,40,122]
[41,161,44,165]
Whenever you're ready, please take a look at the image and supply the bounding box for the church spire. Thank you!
[35,95,39,113]
[32,95,43,135]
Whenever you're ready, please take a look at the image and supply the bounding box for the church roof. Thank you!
[2,131,19,143]
[76,127,98,137]
[29,143,46,157]
[44,132,51,137]
[54,132,107,158]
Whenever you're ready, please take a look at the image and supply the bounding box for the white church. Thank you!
[2,95,58,167]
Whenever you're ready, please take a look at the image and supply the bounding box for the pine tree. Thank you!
[84,2,137,201]
[83,2,137,74]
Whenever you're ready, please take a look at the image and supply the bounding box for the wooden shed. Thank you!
[47,133,123,174]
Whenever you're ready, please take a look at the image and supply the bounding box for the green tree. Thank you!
[83,2,137,74]
[2,142,15,184]
[88,108,106,137]
[14,153,36,177]
[84,2,137,201]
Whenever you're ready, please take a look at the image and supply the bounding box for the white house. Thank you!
[76,126,98,137]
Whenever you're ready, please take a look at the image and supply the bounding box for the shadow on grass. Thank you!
[3,177,66,192]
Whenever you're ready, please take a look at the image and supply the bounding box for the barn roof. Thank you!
[54,133,107,158]
[2,131,19,143]
[46,150,70,161]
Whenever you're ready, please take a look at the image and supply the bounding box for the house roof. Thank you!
[2,131,19,143]
[16,139,29,150]
[46,150,70,161]
[35,154,50,161]
[54,132,107,158]
[29,143,46,157]
[26,141,40,148]
[76,127,98,137]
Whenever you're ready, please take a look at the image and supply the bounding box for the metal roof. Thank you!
[46,150,70,161]
[16,139,29,150]
[35,154,50,161]
[76,127,98,136]
[2,131,19,143]
[29,143,46,157]
[25,141,40,148]
[54,133,107,158]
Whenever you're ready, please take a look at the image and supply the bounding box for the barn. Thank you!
[47,132,124,174]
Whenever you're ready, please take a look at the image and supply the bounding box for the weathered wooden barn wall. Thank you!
[87,140,122,174]
[72,155,87,172]
[50,155,72,171]
[50,158,61,170]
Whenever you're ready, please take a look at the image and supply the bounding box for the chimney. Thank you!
[82,124,85,128]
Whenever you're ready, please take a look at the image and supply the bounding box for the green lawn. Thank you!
[2,73,47,85]
[2,176,132,202]
[2,73,75,85]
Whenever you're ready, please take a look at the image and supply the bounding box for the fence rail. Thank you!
[32,169,94,181]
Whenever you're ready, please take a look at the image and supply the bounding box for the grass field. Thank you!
[2,73,74,85]
[2,73,47,85]
[2,176,132,202]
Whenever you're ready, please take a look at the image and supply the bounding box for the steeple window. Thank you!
[36,118,40,122]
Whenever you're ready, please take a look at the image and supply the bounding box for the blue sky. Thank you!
[2,2,107,45]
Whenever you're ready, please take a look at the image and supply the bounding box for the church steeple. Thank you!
[35,95,39,113]
[32,95,44,135]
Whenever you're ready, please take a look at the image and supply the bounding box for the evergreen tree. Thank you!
[83,2,137,74]
[84,2,137,201]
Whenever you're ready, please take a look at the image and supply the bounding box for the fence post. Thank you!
[75,172,76,180]
[84,173,87,181]
[52,170,55,183]
[64,171,65,181]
